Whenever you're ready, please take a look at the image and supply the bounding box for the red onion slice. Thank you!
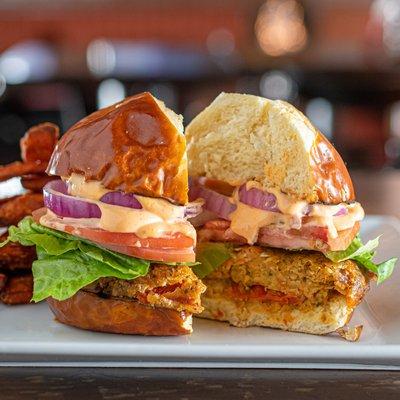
[334,207,348,216]
[238,185,280,212]
[100,191,142,209]
[43,180,101,218]
[45,179,200,220]
[189,184,236,220]
[185,201,203,218]
[307,204,348,217]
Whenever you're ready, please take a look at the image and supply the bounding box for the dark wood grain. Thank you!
[1,367,400,400]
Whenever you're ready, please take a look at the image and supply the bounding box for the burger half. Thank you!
[186,93,397,338]
[2,92,206,335]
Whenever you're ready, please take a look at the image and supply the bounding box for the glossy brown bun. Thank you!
[47,92,188,205]
[186,93,354,204]
[47,291,193,336]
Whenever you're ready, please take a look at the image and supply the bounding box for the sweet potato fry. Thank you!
[20,122,59,164]
[20,174,56,192]
[0,274,33,305]
[0,193,43,226]
[0,273,6,291]
[0,196,18,206]
[0,233,36,271]
[0,161,48,183]
[0,122,59,183]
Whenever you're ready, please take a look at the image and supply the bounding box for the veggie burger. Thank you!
[187,93,397,338]
[3,92,206,335]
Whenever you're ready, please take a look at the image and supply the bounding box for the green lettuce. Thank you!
[193,235,397,284]
[193,242,233,278]
[1,217,152,302]
[325,235,397,284]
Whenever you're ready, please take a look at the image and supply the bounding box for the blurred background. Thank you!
[0,0,400,213]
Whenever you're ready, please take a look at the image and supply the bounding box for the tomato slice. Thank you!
[63,225,194,249]
[229,283,301,305]
[100,242,195,263]
[35,208,195,263]
[62,224,195,263]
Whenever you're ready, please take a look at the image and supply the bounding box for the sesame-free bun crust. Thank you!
[47,92,188,205]
[186,93,354,204]
[47,290,193,336]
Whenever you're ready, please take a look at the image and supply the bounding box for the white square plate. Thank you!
[1,215,400,369]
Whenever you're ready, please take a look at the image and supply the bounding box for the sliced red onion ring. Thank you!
[45,179,201,220]
[43,180,101,218]
[307,204,348,217]
[238,185,280,212]
[185,201,203,218]
[334,207,348,216]
[189,184,236,220]
[100,191,142,209]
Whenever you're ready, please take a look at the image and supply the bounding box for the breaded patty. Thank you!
[85,264,206,314]
[206,245,370,307]
[199,245,371,335]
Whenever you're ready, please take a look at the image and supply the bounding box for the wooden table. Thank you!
[2,368,400,399]
[3,170,400,400]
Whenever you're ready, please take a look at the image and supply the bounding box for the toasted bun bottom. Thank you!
[47,291,193,336]
[198,294,353,335]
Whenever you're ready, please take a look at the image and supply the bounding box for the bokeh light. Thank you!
[259,70,296,100]
[0,74,6,97]
[371,0,400,56]
[306,98,334,139]
[87,39,116,77]
[97,79,125,109]
[206,28,235,58]
[0,40,57,84]
[255,0,307,57]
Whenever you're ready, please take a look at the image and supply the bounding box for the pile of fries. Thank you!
[0,123,59,305]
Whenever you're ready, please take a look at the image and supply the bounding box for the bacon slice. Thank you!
[197,219,247,244]
[197,219,359,252]
[258,223,359,252]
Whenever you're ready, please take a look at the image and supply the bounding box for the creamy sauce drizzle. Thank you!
[65,173,109,201]
[54,173,196,241]
[228,181,364,244]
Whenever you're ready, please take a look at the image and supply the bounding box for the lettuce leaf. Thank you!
[325,235,397,284]
[193,235,397,284]
[1,217,151,301]
[193,242,233,278]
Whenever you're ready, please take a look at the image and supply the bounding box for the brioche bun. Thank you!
[47,290,193,336]
[186,92,354,204]
[47,92,188,205]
